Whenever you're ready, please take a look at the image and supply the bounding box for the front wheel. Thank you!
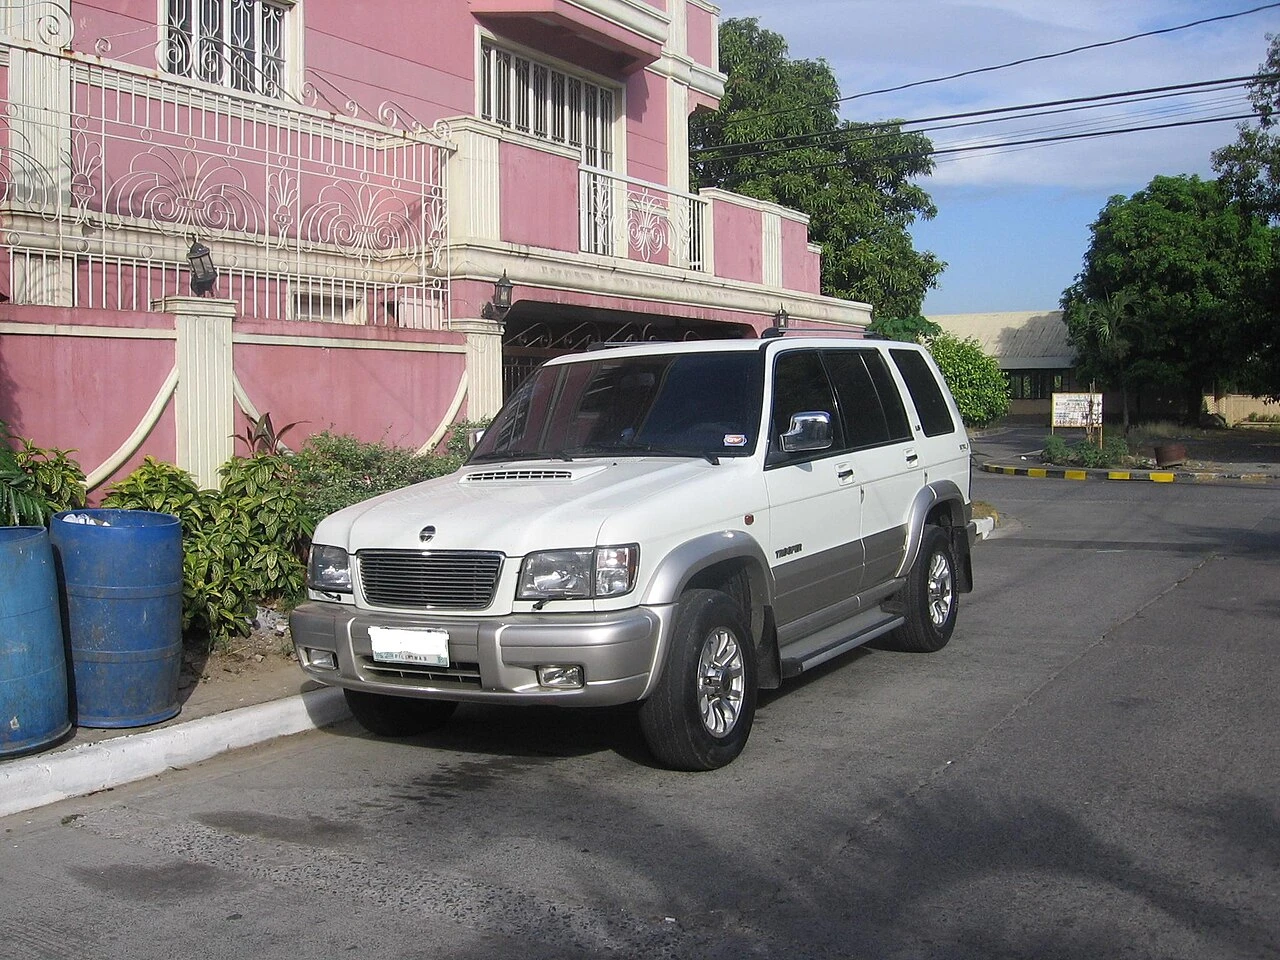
[344,689,458,737]
[885,525,958,653]
[639,589,757,771]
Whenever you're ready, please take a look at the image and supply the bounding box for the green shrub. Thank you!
[1039,434,1130,468]
[925,333,1010,428]
[1,422,87,525]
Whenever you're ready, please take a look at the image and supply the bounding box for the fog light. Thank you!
[537,664,584,688]
[305,648,338,670]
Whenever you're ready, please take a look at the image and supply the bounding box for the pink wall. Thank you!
[686,5,717,72]
[782,219,821,294]
[233,320,469,451]
[626,71,667,185]
[0,307,179,491]
[500,142,580,251]
[711,200,763,284]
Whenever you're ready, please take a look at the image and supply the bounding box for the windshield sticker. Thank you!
[723,434,748,447]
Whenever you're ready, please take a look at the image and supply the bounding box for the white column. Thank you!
[451,318,506,418]
[447,125,501,243]
[763,212,783,288]
[158,296,236,489]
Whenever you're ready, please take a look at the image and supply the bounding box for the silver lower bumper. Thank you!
[289,601,675,707]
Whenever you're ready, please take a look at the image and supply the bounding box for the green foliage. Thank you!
[1040,434,1130,468]
[1213,34,1280,223]
[218,454,311,601]
[0,422,88,526]
[866,314,941,343]
[1061,175,1278,412]
[690,18,944,319]
[236,411,305,455]
[925,333,1009,427]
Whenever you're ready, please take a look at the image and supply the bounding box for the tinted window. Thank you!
[890,348,955,437]
[471,351,764,461]
[824,350,897,450]
[864,351,913,442]
[768,350,842,464]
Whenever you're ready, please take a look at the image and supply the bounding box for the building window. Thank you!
[480,41,616,169]
[1006,370,1073,400]
[166,0,288,98]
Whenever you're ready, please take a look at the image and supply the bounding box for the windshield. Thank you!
[472,351,765,462]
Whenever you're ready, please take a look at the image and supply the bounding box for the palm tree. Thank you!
[1076,290,1139,430]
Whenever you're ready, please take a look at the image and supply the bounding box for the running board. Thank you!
[779,609,905,678]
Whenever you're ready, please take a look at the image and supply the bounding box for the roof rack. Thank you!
[760,326,871,340]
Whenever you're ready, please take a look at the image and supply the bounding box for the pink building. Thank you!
[0,0,870,492]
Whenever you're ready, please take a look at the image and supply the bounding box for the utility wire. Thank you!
[721,3,1280,127]
[691,76,1259,160]
[764,112,1260,178]
[694,76,1261,164]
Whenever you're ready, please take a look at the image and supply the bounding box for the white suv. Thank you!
[291,333,976,769]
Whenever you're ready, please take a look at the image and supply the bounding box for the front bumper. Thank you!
[289,601,675,707]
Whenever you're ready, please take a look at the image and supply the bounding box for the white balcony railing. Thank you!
[579,167,706,271]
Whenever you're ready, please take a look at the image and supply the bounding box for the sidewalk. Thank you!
[0,656,350,818]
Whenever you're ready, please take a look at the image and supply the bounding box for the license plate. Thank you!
[369,627,450,667]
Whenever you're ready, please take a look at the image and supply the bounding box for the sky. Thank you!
[725,0,1280,315]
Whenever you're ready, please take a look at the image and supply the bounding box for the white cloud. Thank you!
[729,0,1277,191]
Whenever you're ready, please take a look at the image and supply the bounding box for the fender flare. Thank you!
[896,480,968,579]
[640,530,775,608]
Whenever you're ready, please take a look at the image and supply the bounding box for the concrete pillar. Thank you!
[451,318,506,419]
[157,296,236,489]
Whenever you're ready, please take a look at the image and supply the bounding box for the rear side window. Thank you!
[890,348,956,437]
[823,350,910,449]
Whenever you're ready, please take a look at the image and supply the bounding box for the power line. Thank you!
[693,76,1261,164]
[767,112,1260,178]
[721,3,1280,127]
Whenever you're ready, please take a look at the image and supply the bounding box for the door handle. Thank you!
[905,449,919,464]
[836,462,855,484]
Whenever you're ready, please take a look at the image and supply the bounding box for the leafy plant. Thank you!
[1,422,88,525]
[237,411,304,455]
[219,453,310,601]
[1040,434,1130,468]
[926,333,1010,428]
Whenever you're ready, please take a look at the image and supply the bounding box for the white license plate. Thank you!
[369,627,450,667]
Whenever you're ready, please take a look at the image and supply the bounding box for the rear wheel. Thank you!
[885,525,958,653]
[639,589,757,771]
[344,689,457,737]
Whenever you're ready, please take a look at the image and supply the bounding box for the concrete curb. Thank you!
[973,517,996,539]
[981,462,1280,483]
[0,686,350,818]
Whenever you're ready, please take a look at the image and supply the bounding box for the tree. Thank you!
[1060,175,1276,419]
[1060,289,1140,428]
[926,333,1009,427]
[690,18,944,320]
[866,314,941,343]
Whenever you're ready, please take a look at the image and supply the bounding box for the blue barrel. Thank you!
[50,509,183,728]
[0,526,72,756]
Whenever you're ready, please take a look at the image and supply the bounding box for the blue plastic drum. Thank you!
[50,509,183,728]
[0,526,72,756]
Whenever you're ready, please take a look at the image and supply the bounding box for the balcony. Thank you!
[579,167,706,271]
[469,0,668,70]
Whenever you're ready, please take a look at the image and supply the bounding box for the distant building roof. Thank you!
[928,311,1074,370]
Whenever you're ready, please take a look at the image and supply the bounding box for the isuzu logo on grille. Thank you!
[419,525,436,543]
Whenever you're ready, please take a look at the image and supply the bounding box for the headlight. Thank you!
[519,545,639,600]
[307,544,352,593]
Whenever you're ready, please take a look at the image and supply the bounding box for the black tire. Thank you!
[344,689,457,737]
[885,525,958,653]
[639,589,757,771]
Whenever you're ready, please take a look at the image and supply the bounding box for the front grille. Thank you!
[357,550,503,610]
[360,658,483,688]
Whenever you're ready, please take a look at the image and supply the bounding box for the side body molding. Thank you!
[896,480,967,580]
[640,530,776,607]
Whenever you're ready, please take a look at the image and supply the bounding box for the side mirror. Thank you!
[467,428,485,452]
[780,411,832,453]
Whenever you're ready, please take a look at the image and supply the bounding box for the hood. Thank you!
[313,457,758,557]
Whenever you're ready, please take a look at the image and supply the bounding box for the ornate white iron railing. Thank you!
[0,4,452,327]
[579,166,705,271]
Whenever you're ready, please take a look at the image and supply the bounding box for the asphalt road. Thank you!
[3,468,1277,960]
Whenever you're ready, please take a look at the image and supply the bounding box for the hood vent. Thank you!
[462,469,575,483]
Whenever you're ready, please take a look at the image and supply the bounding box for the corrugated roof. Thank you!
[928,311,1074,370]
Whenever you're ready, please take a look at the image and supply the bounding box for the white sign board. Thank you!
[1051,392,1103,428]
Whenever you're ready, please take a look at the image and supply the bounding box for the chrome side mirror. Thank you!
[780,411,832,453]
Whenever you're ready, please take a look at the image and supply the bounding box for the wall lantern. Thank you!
[482,270,514,320]
[186,239,219,297]
[773,304,790,329]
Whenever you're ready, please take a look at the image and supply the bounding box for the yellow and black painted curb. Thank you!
[981,462,1278,483]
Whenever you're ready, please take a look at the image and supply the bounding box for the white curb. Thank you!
[0,686,350,818]
[974,517,996,540]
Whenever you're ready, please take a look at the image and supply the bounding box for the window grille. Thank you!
[166,0,287,98]
[481,41,617,167]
